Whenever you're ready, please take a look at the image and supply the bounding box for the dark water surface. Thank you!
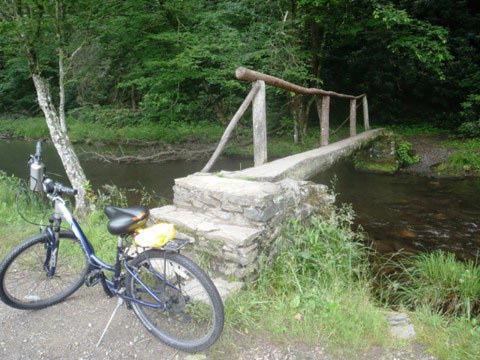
[2,139,480,258]
[0,140,252,200]
[314,162,480,259]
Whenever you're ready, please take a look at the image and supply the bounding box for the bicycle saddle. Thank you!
[104,206,150,236]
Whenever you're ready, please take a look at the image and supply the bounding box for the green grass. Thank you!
[387,123,444,137]
[0,172,119,263]
[414,307,480,360]
[378,250,480,359]
[223,206,390,355]
[434,138,480,175]
[384,251,480,318]
[0,116,225,144]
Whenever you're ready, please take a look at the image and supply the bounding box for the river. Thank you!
[1,139,480,259]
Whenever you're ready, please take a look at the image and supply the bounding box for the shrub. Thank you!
[396,140,420,166]
[457,94,480,138]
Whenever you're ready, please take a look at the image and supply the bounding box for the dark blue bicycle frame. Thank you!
[47,198,179,310]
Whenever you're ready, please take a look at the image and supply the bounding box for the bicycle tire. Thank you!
[0,231,89,310]
[126,250,224,352]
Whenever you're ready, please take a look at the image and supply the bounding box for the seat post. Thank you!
[117,236,124,248]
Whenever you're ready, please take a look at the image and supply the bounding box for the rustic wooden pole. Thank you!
[320,95,330,146]
[201,83,260,173]
[362,95,370,131]
[350,98,357,137]
[252,80,267,166]
[236,67,365,100]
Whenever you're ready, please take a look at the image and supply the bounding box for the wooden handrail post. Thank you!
[201,83,260,173]
[319,96,330,146]
[252,80,267,166]
[350,98,357,137]
[362,95,370,130]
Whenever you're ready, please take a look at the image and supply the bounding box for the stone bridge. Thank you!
[150,128,388,294]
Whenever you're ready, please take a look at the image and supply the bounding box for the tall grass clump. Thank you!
[0,172,52,256]
[224,205,389,354]
[386,251,480,318]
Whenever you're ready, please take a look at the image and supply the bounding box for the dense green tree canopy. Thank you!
[1,0,479,129]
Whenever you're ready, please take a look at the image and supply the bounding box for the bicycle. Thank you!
[0,141,224,353]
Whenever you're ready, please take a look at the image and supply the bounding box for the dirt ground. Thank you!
[0,284,439,360]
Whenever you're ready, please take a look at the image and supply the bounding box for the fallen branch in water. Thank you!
[79,144,217,163]
[79,126,286,164]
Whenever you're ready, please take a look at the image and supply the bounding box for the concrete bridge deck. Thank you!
[220,128,386,182]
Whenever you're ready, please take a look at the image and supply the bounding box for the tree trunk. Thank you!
[56,0,67,133]
[292,95,308,143]
[58,49,67,133]
[32,74,89,216]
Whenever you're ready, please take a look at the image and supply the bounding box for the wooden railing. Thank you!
[201,67,369,173]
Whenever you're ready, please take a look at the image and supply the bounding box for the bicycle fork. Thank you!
[43,215,62,278]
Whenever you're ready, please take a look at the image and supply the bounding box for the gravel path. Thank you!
[0,286,182,360]
[0,285,438,360]
[401,135,456,176]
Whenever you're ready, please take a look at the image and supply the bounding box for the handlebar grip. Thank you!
[43,178,78,197]
[58,184,78,197]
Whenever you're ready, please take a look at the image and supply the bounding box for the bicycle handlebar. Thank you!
[43,178,78,197]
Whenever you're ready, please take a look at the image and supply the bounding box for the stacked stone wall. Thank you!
[152,174,335,280]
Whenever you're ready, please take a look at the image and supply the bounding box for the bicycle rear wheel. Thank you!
[0,231,89,310]
[126,250,224,352]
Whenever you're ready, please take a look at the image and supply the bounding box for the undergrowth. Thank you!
[378,250,480,359]
[224,206,389,355]
[435,138,480,174]
[382,251,480,318]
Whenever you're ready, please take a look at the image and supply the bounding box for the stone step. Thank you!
[150,205,263,268]
[173,173,285,225]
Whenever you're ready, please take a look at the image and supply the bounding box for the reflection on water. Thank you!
[313,162,480,259]
[2,139,480,259]
[0,139,253,201]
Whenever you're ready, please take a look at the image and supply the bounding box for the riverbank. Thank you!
[0,115,357,162]
[0,175,437,359]
[393,125,480,177]
[4,116,480,177]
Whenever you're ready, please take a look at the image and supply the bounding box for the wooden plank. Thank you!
[201,83,260,173]
[252,80,267,166]
[236,67,364,100]
[363,96,370,130]
[350,98,357,137]
[320,96,330,146]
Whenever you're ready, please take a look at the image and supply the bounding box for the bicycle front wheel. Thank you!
[126,250,224,352]
[0,231,89,310]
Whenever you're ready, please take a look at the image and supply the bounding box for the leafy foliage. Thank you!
[396,140,420,166]
[0,0,479,131]
[458,94,480,138]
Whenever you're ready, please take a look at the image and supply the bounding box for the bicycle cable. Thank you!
[15,187,48,227]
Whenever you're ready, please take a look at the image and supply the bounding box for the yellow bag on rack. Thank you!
[133,223,176,248]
